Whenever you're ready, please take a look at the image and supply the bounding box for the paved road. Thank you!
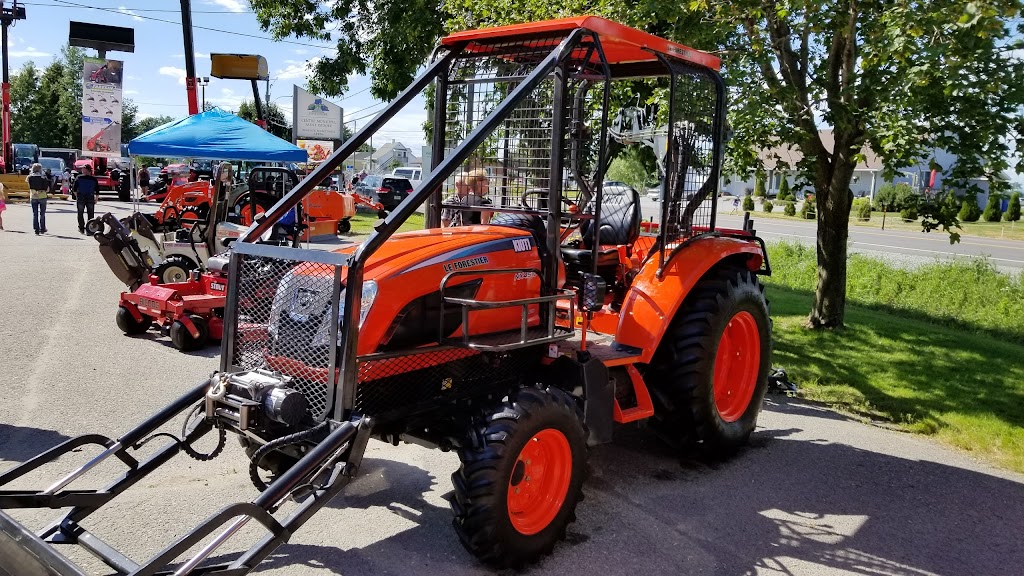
[1,201,1023,575]
[636,196,1024,270]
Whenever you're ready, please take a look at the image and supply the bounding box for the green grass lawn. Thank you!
[768,281,1024,473]
[346,211,425,236]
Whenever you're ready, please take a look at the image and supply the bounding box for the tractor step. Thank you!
[557,332,642,366]
[0,380,370,576]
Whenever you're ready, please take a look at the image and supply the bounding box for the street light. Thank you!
[197,76,210,110]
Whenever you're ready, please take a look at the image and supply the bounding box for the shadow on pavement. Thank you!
[0,423,70,464]
[218,401,1024,575]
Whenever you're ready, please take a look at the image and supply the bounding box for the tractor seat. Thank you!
[580,186,642,246]
[560,247,619,268]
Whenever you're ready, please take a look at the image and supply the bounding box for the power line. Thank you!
[44,0,335,49]
[21,1,250,13]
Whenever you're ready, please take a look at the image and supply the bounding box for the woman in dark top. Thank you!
[138,165,150,199]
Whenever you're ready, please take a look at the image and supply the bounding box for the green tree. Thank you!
[133,115,175,136]
[982,194,1003,222]
[250,0,445,100]
[606,146,653,193]
[1007,192,1021,222]
[753,173,766,197]
[9,62,42,144]
[959,193,982,222]
[778,177,791,201]
[783,201,796,216]
[742,195,754,211]
[238,99,290,140]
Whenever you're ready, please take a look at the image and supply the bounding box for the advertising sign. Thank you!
[81,57,123,157]
[296,139,334,163]
[293,86,343,140]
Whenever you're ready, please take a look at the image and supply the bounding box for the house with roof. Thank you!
[720,130,997,206]
[371,140,421,172]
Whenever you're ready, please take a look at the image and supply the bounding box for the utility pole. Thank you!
[180,0,198,114]
[0,1,26,173]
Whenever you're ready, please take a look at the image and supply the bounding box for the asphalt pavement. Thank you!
[1,200,1023,575]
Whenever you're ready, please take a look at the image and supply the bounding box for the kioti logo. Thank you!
[511,238,532,252]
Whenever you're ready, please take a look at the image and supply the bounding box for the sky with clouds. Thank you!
[9,0,429,151]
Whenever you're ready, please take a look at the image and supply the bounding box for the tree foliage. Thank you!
[606,146,653,192]
[1007,192,1021,222]
[982,193,1003,221]
[250,0,446,100]
[237,99,291,140]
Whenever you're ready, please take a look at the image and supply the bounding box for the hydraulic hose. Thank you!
[248,421,330,491]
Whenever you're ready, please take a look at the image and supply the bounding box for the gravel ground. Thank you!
[1,199,1023,576]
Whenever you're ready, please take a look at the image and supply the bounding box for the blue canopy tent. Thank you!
[127,108,307,162]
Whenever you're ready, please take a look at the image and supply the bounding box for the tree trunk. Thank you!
[807,141,857,329]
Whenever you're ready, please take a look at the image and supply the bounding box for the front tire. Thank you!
[451,386,587,568]
[646,267,771,456]
[170,315,209,351]
[116,306,151,335]
[337,218,351,234]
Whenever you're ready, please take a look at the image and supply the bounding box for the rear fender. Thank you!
[615,236,765,362]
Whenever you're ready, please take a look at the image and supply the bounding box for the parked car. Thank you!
[38,157,67,193]
[391,167,422,188]
[357,175,413,211]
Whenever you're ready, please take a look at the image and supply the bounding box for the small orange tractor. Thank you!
[0,17,771,574]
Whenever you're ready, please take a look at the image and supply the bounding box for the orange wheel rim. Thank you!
[239,204,266,226]
[507,428,572,535]
[712,311,761,422]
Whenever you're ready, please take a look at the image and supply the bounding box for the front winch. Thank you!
[206,369,309,430]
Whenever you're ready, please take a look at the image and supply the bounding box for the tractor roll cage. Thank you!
[237,21,727,421]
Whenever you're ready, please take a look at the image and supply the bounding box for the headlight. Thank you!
[311,280,378,347]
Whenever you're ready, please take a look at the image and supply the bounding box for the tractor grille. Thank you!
[354,347,537,419]
[224,243,347,421]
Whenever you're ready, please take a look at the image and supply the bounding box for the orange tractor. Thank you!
[0,17,771,574]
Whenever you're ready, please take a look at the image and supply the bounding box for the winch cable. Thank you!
[181,402,226,461]
[248,421,331,492]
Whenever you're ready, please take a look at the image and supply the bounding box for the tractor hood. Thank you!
[330,226,536,282]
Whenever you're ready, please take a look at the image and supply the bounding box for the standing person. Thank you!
[442,171,492,227]
[468,168,493,224]
[0,181,7,230]
[72,164,100,234]
[137,164,149,200]
[27,163,50,235]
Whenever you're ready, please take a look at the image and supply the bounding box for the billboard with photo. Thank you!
[293,86,343,141]
[297,139,334,163]
[81,57,123,157]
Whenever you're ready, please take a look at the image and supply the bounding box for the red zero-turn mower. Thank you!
[0,17,772,575]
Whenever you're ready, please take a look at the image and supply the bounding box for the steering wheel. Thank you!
[520,189,579,213]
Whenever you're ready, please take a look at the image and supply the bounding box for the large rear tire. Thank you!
[450,386,587,568]
[646,267,771,457]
